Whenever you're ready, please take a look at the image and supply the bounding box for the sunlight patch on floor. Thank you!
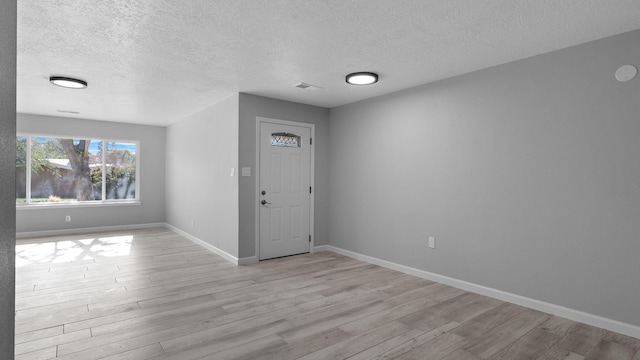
[15,235,134,267]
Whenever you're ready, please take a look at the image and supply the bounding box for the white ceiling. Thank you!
[17,0,640,126]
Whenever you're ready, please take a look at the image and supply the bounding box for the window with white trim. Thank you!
[16,135,138,205]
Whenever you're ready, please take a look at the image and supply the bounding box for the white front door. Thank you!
[259,121,311,260]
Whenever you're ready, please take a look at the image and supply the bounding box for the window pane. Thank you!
[30,137,101,202]
[89,140,103,200]
[105,142,136,200]
[16,136,26,203]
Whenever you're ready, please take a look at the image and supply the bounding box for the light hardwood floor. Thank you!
[14,227,640,360]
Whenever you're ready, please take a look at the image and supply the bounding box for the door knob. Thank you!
[261,200,271,205]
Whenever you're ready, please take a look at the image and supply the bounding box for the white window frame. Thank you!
[16,133,141,209]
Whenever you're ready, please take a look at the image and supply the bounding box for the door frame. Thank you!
[255,117,315,260]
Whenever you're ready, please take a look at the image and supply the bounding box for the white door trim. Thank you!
[255,117,315,260]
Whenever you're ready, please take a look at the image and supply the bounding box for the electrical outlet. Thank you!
[65,215,71,222]
[428,236,435,249]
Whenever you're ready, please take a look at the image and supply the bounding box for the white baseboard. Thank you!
[325,245,640,339]
[313,245,329,252]
[16,223,166,239]
[238,256,258,265]
[164,224,240,266]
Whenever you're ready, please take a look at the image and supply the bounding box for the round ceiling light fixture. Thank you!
[49,76,88,89]
[346,72,378,85]
[615,65,637,82]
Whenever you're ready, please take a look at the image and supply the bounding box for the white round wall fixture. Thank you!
[615,65,637,82]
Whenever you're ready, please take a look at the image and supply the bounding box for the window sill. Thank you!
[16,200,142,210]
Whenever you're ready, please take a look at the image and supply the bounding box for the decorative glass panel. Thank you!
[271,132,301,148]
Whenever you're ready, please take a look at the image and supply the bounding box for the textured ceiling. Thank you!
[17,0,640,126]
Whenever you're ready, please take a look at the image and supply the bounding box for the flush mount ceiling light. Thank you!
[346,72,378,85]
[49,76,87,89]
[615,65,637,82]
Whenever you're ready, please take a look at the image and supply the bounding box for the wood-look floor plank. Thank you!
[554,323,604,356]
[57,322,208,359]
[393,332,466,360]
[153,326,288,360]
[339,295,452,336]
[16,301,142,335]
[463,308,550,359]
[345,327,425,360]
[203,334,287,360]
[160,305,301,352]
[26,278,118,296]
[601,330,640,353]
[398,292,500,333]
[14,227,640,360]
[583,340,637,360]
[15,329,90,356]
[299,321,412,360]
[57,309,208,356]
[442,349,485,360]
[452,302,527,339]
[82,302,227,337]
[15,305,91,334]
[489,328,561,360]
[14,346,57,360]
[362,321,460,360]
[98,343,165,360]
[243,327,350,360]
[278,300,390,343]
[540,315,579,337]
[16,284,127,311]
[131,279,255,309]
[532,348,585,360]
[14,325,63,345]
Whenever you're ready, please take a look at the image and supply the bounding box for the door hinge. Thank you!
[310,138,313,145]
[309,235,311,242]
[309,186,312,193]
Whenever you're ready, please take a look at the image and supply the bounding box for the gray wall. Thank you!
[329,29,640,326]
[0,0,16,356]
[166,94,239,257]
[238,94,330,259]
[16,114,166,233]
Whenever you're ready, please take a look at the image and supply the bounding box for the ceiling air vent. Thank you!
[294,82,322,91]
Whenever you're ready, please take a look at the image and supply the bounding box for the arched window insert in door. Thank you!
[271,132,301,148]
